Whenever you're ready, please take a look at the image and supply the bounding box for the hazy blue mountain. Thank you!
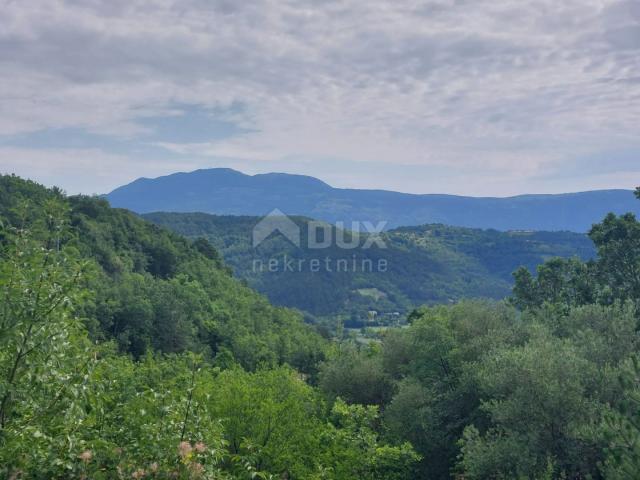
[107,168,640,231]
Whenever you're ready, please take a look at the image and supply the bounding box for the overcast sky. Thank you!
[1,0,639,196]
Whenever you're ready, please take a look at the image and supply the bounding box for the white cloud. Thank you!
[0,0,639,195]
[0,147,197,194]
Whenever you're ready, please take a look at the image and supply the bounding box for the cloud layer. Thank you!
[1,0,639,195]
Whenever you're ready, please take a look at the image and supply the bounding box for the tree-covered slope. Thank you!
[317,192,640,479]
[106,168,640,231]
[0,175,326,372]
[2,173,639,479]
[144,211,595,322]
[0,174,423,479]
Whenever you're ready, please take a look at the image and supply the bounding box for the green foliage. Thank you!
[207,367,324,477]
[512,197,640,311]
[320,399,420,480]
[590,212,640,302]
[0,205,95,476]
[66,352,231,479]
[602,355,640,479]
[460,331,601,478]
[1,175,638,479]
[328,299,640,479]
[145,212,595,321]
[0,175,327,374]
[381,301,521,478]
[0,175,420,479]
[511,258,597,310]
[319,343,395,407]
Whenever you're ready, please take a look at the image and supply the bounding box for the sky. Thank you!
[0,0,639,197]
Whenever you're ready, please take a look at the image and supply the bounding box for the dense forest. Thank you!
[145,212,594,322]
[1,174,640,479]
[0,175,417,478]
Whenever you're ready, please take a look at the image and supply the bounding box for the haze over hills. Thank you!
[107,168,640,232]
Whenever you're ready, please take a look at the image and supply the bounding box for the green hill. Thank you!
[1,173,637,479]
[0,174,426,478]
[0,175,326,372]
[144,212,595,324]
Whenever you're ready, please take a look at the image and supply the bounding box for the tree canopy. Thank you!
[1,175,639,479]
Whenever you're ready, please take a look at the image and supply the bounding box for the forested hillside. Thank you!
[318,188,640,478]
[0,175,420,478]
[2,174,640,479]
[145,212,594,322]
[0,175,325,372]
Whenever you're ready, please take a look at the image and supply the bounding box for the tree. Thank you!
[0,203,93,475]
[602,355,640,479]
[208,367,325,478]
[382,301,521,479]
[78,352,230,479]
[319,343,395,407]
[512,190,640,310]
[321,399,420,480]
[589,212,640,302]
[458,330,603,478]
[511,258,595,310]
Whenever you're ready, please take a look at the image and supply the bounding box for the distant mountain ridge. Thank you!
[107,168,640,232]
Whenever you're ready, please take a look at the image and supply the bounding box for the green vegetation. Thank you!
[0,175,418,478]
[317,199,640,478]
[0,175,325,373]
[2,173,640,479]
[144,212,594,324]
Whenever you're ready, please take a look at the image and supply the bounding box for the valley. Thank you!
[145,211,595,325]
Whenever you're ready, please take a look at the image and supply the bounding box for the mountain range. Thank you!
[106,168,640,232]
